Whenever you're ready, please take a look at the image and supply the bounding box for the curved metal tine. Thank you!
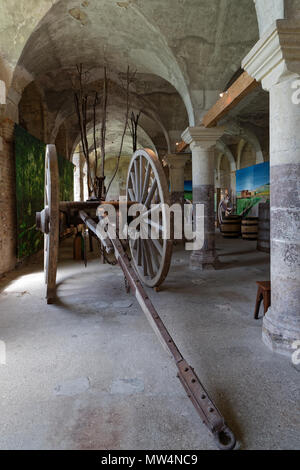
[134,158,140,201]
[145,179,158,208]
[141,161,151,204]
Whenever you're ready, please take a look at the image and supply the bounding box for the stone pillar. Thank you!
[73,150,86,202]
[243,19,300,356]
[165,154,190,205]
[182,126,224,269]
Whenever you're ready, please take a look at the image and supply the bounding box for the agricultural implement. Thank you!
[36,144,236,450]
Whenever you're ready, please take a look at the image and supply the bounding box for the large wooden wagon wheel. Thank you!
[126,149,173,288]
[36,145,59,304]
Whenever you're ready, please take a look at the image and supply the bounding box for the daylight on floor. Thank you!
[0,0,299,455]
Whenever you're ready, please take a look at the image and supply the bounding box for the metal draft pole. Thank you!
[79,210,236,451]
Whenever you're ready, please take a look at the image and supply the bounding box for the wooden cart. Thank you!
[35,144,236,451]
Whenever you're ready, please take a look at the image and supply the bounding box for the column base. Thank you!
[190,250,220,270]
[170,191,185,205]
[262,308,300,358]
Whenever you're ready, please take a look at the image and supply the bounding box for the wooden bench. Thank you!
[254,281,271,319]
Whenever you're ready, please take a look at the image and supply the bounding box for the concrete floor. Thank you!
[0,233,299,450]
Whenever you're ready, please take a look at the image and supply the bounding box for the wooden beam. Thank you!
[202,71,259,128]
[176,71,259,153]
[175,141,188,153]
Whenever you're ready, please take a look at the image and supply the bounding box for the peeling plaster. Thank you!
[68,8,89,26]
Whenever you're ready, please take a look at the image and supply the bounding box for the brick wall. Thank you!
[0,118,17,275]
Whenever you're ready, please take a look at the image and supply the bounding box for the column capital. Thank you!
[164,153,191,170]
[181,126,225,151]
[242,19,300,91]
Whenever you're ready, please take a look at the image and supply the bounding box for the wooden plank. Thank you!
[202,71,259,128]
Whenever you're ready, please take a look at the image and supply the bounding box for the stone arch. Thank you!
[55,123,70,160]
[225,121,264,165]
[237,139,247,170]
[69,116,159,161]
[216,141,237,197]
[239,142,257,169]
[216,140,237,172]
[6,0,193,128]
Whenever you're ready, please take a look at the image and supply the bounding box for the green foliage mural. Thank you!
[237,197,262,218]
[15,125,74,259]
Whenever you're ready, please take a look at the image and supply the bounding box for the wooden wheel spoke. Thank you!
[145,179,158,208]
[128,188,135,201]
[134,159,139,201]
[130,171,137,201]
[150,237,163,257]
[137,238,142,266]
[155,187,160,204]
[143,240,155,278]
[147,218,163,237]
[141,203,161,220]
[147,240,160,273]
[141,162,151,203]
[126,149,173,288]
[141,241,148,277]
[139,156,143,202]
[132,238,137,251]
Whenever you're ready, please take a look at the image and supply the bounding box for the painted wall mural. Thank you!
[15,125,74,259]
[184,180,192,201]
[236,162,270,216]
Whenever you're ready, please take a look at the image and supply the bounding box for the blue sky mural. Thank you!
[184,181,193,192]
[236,162,270,192]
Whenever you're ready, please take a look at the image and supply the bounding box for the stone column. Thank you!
[182,126,224,269]
[243,19,300,356]
[165,154,190,205]
[73,151,82,202]
[73,149,87,202]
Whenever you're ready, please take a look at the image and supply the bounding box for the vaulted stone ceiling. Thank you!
[4,0,261,155]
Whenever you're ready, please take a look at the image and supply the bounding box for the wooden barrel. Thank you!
[221,215,242,238]
[242,217,258,240]
[257,202,270,253]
